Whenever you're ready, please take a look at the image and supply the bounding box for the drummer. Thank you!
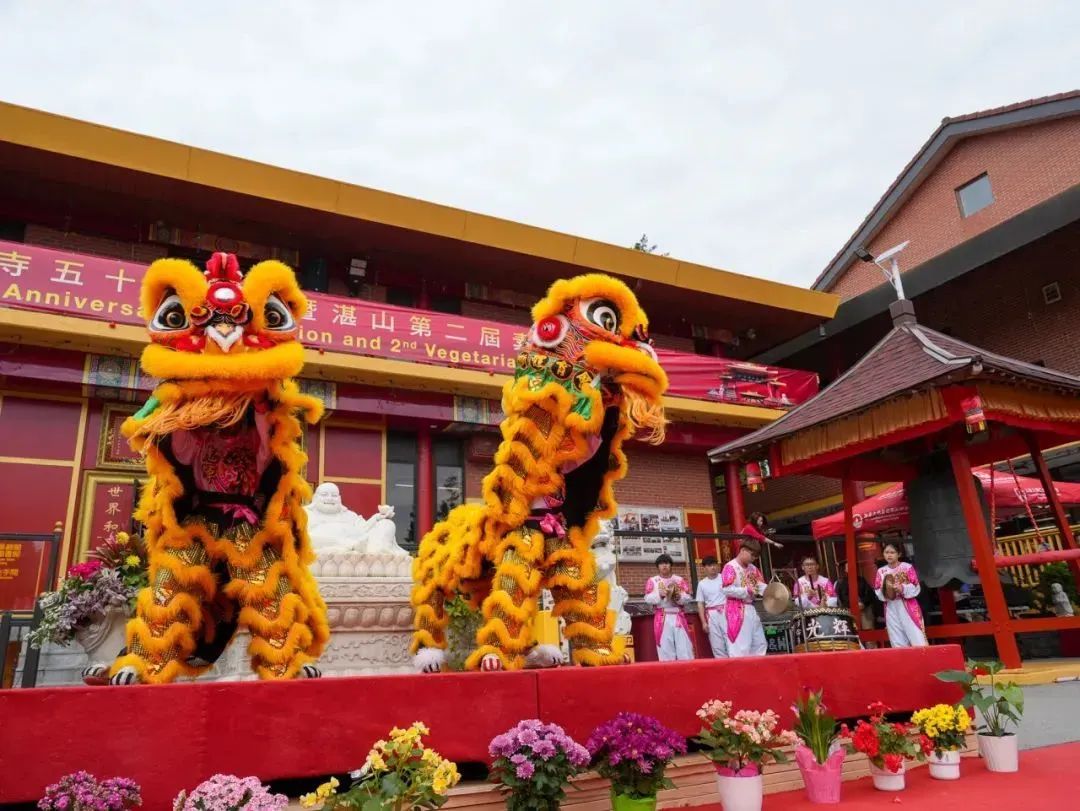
[793,556,838,610]
[644,553,695,661]
[695,555,727,658]
[874,541,928,648]
[721,538,768,657]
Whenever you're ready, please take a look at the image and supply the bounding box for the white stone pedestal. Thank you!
[17,551,416,684]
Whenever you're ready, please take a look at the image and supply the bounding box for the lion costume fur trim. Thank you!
[113,254,328,682]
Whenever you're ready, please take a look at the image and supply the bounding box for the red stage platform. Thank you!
[0,646,964,808]
[757,741,1080,809]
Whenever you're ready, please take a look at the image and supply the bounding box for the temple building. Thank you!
[0,100,836,607]
[722,91,1080,579]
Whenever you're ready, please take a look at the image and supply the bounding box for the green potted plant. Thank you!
[936,659,1023,772]
[27,531,148,666]
[791,689,844,803]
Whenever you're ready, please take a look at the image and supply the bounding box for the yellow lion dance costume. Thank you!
[83,252,328,685]
[411,274,668,672]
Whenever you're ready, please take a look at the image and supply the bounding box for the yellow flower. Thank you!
[421,747,440,764]
[124,555,141,567]
[300,777,340,808]
[115,532,129,544]
[367,752,387,772]
[411,721,431,736]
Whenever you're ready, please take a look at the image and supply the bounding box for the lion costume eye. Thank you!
[150,293,189,331]
[579,298,621,333]
[263,295,296,331]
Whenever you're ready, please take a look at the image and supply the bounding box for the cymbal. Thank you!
[762,580,791,615]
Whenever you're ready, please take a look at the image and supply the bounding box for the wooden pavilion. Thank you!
[709,299,1080,667]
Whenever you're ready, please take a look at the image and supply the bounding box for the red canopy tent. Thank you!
[811,467,1080,539]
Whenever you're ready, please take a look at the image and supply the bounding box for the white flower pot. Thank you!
[928,749,961,780]
[869,762,905,791]
[74,607,129,664]
[978,734,1019,773]
[714,773,763,811]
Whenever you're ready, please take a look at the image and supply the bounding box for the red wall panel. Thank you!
[335,482,382,517]
[0,396,80,460]
[0,462,71,534]
[322,425,383,480]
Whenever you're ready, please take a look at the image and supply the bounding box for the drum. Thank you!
[791,607,862,653]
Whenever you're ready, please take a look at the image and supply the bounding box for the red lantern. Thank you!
[745,461,764,492]
[961,395,986,434]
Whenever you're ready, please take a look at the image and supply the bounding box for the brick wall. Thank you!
[24,224,167,264]
[915,218,1080,374]
[829,117,1080,299]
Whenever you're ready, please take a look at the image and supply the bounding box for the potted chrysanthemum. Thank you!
[843,702,928,791]
[586,712,687,810]
[489,719,591,811]
[911,703,970,780]
[791,689,844,803]
[695,700,797,811]
[300,722,459,809]
[38,771,142,810]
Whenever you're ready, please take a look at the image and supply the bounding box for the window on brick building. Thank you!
[956,173,994,218]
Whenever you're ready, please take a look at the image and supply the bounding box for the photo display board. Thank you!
[610,506,687,562]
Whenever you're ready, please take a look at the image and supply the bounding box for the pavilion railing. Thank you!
[995,524,1075,588]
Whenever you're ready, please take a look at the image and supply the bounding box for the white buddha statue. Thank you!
[306,483,367,553]
[591,519,632,635]
[305,482,409,557]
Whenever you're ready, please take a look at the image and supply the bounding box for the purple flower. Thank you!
[531,739,556,760]
[586,713,686,784]
[515,761,536,780]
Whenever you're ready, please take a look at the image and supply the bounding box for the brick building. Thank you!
[733,91,1080,552]
[0,101,838,606]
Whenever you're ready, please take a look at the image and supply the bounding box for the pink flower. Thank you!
[67,560,103,580]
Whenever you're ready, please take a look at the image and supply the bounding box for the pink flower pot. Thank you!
[794,744,844,803]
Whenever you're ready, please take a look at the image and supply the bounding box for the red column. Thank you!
[842,476,862,624]
[1025,433,1080,582]
[948,433,1022,668]
[416,426,434,540]
[724,461,746,530]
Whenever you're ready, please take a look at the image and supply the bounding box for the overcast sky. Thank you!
[3,2,1077,287]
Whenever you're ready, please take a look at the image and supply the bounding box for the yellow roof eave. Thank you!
[0,308,781,428]
[0,100,838,320]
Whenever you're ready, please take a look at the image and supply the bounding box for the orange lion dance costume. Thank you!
[411,274,668,672]
[84,253,328,685]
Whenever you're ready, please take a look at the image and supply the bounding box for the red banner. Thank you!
[0,240,817,407]
[657,353,818,409]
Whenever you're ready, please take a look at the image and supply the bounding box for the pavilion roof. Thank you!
[708,302,1080,463]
